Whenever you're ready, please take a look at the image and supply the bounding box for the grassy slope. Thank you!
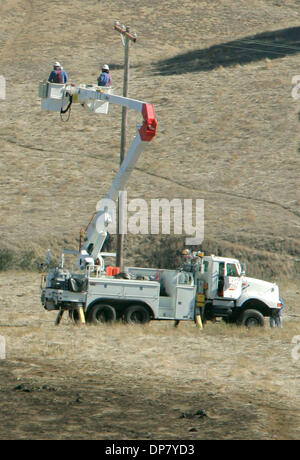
[0,0,300,279]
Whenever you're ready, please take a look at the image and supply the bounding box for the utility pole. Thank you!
[114,21,137,271]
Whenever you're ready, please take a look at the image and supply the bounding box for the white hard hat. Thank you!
[102,64,109,70]
[54,61,61,67]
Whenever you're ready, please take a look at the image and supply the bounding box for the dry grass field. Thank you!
[0,272,299,440]
[0,0,299,440]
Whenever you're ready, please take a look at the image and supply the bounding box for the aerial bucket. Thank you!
[39,81,70,112]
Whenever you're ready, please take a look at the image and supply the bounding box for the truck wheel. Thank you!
[90,304,117,324]
[124,305,150,325]
[238,309,265,328]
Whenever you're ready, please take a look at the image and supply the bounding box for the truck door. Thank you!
[222,262,242,299]
[175,273,196,320]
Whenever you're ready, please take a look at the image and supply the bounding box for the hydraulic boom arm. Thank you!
[39,82,157,268]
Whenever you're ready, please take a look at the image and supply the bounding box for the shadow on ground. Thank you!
[154,26,300,75]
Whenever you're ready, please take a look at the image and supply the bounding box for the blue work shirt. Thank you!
[97,72,112,87]
[48,69,68,84]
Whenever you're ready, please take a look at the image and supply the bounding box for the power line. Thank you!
[221,42,289,57]
[161,38,300,70]
[238,39,300,52]
[212,38,300,57]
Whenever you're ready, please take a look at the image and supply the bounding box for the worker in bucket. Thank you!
[97,64,112,87]
[48,61,68,84]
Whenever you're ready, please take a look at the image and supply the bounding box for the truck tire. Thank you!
[90,304,117,324]
[124,305,150,325]
[238,309,265,328]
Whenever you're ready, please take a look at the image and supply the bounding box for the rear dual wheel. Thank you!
[86,303,150,325]
[90,304,117,324]
[123,305,150,325]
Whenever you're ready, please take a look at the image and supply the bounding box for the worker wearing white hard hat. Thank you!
[97,64,112,87]
[48,61,68,84]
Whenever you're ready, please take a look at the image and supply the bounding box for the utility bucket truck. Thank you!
[39,82,283,328]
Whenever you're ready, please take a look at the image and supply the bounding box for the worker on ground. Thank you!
[269,298,284,328]
[48,61,68,84]
[97,64,112,87]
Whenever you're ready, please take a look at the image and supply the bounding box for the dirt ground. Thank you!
[0,0,300,440]
[0,271,299,440]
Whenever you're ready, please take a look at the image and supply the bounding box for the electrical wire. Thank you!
[160,36,300,70]
[220,42,288,57]
[214,37,300,57]
[239,39,300,52]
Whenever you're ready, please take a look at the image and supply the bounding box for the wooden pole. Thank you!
[120,32,130,163]
[115,24,136,272]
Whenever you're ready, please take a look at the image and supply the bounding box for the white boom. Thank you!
[39,81,157,269]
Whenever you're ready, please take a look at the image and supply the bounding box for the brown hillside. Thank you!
[0,0,300,278]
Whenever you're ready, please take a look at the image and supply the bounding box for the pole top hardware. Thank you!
[114,21,137,42]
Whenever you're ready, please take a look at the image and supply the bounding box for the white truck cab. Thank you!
[192,254,282,326]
